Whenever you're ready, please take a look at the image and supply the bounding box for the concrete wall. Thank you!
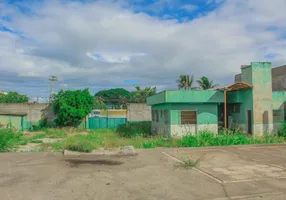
[235,64,286,92]
[151,103,218,137]
[126,103,151,121]
[0,103,55,127]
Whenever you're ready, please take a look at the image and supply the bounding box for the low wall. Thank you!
[127,103,151,121]
[0,103,55,126]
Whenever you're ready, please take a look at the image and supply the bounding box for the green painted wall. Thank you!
[0,115,23,130]
[227,90,251,103]
[228,89,253,125]
[147,90,224,105]
[169,103,218,125]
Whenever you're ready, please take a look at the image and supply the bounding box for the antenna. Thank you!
[49,76,58,102]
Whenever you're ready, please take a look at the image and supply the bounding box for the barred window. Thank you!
[273,109,282,122]
[181,111,197,124]
[152,110,159,122]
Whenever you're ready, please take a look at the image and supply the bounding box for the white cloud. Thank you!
[181,4,198,12]
[87,52,145,63]
[0,0,286,96]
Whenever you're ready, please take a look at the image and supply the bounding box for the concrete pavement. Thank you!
[1,144,286,200]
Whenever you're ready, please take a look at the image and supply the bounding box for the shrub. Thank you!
[116,121,151,138]
[64,133,103,152]
[0,129,22,152]
[278,122,286,138]
[65,138,95,152]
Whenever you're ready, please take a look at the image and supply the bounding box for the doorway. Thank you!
[247,110,252,134]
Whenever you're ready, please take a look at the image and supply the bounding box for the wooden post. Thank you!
[224,90,227,133]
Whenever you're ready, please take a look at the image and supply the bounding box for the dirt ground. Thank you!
[1,144,286,200]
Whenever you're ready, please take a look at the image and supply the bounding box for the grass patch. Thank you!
[9,128,286,153]
[32,133,47,139]
[116,121,151,138]
[30,139,43,143]
[18,140,28,145]
[177,131,285,147]
[44,128,67,138]
[49,141,65,152]
[0,129,23,152]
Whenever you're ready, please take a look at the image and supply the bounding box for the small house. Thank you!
[147,62,286,137]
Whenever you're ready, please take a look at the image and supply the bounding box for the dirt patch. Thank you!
[17,143,42,152]
[41,138,65,143]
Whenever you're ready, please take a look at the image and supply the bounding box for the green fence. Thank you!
[88,117,126,129]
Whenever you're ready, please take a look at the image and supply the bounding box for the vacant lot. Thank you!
[1,144,286,200]
[2,128,286,153]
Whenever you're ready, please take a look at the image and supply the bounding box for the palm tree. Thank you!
[196,76,218,90]
[176,75,194,90]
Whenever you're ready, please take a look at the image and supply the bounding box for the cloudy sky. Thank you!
[1,0,286,98]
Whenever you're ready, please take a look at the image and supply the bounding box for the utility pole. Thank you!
[49,76,58,102]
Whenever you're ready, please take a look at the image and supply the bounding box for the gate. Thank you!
[87,108,127,129]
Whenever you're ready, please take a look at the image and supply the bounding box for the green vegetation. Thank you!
[0,129,22,152]
[0,91,29,103]
[130,86,157,103]
[116,121,152,138]
[278,122,286,138]
[94,88,130,106]
[178,131,284,147]
[30,140,43,143]
[177,75,194,90]
[175,157,201,169]
[53,89,94,127]
[1,127,285,153]
[196,76,218,90]
[44,128,67,138]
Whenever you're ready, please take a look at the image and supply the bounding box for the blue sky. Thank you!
[1,0,286,99]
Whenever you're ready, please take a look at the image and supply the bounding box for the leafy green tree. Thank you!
[130,86,156,103]
[94,88,130,105]
[53,89,94,127]
[94,96,106,108]
[176,75,194,90]
[0,92,29,103]
[196,76,218,90]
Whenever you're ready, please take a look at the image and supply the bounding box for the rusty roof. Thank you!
[209,82,252,92]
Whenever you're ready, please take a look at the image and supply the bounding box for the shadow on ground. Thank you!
[65,158,123,167]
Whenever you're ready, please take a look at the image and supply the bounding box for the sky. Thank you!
[1,0,286,99]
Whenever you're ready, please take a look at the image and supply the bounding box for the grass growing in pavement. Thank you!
[177,158,201,169]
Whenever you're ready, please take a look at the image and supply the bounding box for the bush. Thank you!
[116,121,151,138]
[29,118,49,131]
[278,122,286,138]
[0,129,22,152]
[64,133,103,152]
